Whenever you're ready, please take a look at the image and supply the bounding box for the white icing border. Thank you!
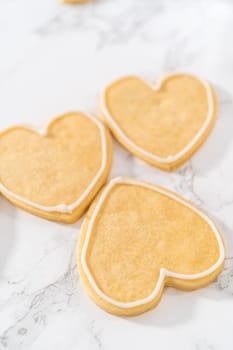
[0,113,108,213]
[100,73,215,164]
[81,177,225,309]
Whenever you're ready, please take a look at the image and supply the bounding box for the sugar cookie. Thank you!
[78,177,224,316]
[100,73,217,171]
[0,112,112,223]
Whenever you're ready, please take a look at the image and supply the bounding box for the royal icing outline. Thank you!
[81,177,225,309]
[0,113,108,213]
[100,73,215,164]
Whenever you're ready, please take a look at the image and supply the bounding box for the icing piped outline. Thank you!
[81,177,225,309]
[100,73,214,164]
[0,113,108,213]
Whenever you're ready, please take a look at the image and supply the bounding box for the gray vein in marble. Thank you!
[172,163,205,207]
[214,257,233,294]
[0,251,77,350]
[88,320,103,350]
[35,0,164,45]
[195,341,218,350]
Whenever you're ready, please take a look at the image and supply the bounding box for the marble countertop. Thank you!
[1,0,233,349]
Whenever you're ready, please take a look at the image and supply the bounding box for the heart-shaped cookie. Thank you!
[0,112,112,223]
[78,177,224,316]
[100,73,217,171]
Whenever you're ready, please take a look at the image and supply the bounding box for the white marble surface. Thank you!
[0,0,233,349]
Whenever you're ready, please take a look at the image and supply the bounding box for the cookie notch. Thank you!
[78,177,224,316]
[100,73,217,171]
[0,113,112,223]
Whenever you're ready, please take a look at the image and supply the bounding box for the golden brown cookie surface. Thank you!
[78,177,224,316]
[0,112,112,223]
[100,73,217,171]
